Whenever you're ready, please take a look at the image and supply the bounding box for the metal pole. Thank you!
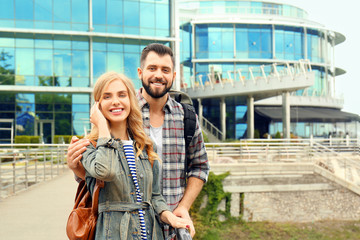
[25,161,28,189]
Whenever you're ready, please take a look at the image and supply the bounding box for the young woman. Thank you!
[81,71,193,239]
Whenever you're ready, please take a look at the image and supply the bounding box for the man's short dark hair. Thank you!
[140,43,175,69]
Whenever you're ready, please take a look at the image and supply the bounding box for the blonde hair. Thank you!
[87,71,158,165]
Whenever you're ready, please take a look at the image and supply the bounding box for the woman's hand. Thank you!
[160,210,195,237]
[90,102,111,138]
[90,102,107,127]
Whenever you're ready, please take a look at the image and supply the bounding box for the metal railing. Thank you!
[0,144,68,198]
[183,60,312,91]
[205,138,360,186]
[201,117,223,141]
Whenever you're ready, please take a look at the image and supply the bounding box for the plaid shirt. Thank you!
[137,88,209,211]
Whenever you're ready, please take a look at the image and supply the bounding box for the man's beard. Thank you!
[142,78,173,99]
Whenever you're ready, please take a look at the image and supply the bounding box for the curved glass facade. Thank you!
[179,0,349,139]
[0,0,173,143]
[179,1,308,19]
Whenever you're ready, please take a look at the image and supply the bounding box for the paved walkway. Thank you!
[0,169,78,240]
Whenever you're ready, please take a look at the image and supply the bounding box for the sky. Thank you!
[274,0,360,115]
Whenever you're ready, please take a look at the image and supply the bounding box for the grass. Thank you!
[193,219,360,240]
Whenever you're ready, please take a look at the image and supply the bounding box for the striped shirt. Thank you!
[122,140,147,240]
[137,89,210,238]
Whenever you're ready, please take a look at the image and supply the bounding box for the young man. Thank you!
[67,43,210,238]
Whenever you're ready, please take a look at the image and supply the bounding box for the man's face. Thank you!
[138,51,176,99]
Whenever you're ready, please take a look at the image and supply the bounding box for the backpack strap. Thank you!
[181,103,197,184]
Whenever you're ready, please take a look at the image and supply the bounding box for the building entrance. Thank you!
[35,120,54,143]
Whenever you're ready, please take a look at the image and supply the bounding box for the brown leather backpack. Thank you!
[66,178,104,240]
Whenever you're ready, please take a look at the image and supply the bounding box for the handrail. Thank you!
[0,145,68,198]
[181,60,313,92]
[201,117,223,141]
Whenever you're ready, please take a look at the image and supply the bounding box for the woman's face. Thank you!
[99,79,131,126]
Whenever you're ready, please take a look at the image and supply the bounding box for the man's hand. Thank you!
[173,205,191,221]
[67,136,89,179]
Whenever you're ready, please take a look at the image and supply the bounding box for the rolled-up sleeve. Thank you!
[151,160,171,215]
[81,137,118,182]
[187,117,210,182]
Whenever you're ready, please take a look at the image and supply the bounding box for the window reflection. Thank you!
[15,0,33,20]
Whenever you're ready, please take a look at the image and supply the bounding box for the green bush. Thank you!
[15,135,41,143]
[274,131,282,139]
[54,135,84,144]
[254,129,260,138]
[202,131,209,143]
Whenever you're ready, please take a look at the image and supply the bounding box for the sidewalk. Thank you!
[0,169,78,240]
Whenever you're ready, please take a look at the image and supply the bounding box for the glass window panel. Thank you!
[15,75,33,85]
[56,77,71,87]
[36,76,53,86]
[107,52,123,73]
[0,19,15,28]
[1,74,15,85]
[55,113,72,135]
[0,33,15,47]
[0,47,15,74]
[71,23,88,31]
[140,2,155,28]
[73,94,90,104]
[124,53,139,80]
[35,49,53,76]
[72,104,90,112]
[54,0,70,22]
[72,36,89,50]
[15,0,33,20]
[196,30,208,55]
[93,24,106,32]
[54,35,71,49]
[72,77,89,87]
[108,25,123,34]
[0,0,14,19]
[124,1,139,28]
[36,103,53,111]
[72,51,89,77]
[248,29,260,52]
[107,38,123,52]
[54,49,71,76]
[35,37,53,49]
[16,48,34,75]
[124,39,140,53]
[93,0,106,25]
[34,0,52,21]
[156,3,169,30]
[15,20,34,29]
[208,31,221,50]
[107,0,123,26]
[261,28,271,53]
[93,38,106,51]
[54,103,71,111]
[15,34,34,48]
[34,21,52,30]
[72,0,88,23]
[93,51,106,79]
[54,22,70,30]
[222,30,233,53]
[275,29,284,59]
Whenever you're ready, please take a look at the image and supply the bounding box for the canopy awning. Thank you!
[255,106,360,122]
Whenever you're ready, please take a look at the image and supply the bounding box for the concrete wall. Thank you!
[210,163,360,222]
[242,187,360,222]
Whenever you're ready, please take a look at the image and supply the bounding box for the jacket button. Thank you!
[147,230,150,235]
[140,173,144,178]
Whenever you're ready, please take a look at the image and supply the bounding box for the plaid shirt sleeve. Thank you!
[187,114,210,182]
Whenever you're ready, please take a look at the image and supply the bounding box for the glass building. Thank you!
[178,0,360,139]
[0,0,174,143]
